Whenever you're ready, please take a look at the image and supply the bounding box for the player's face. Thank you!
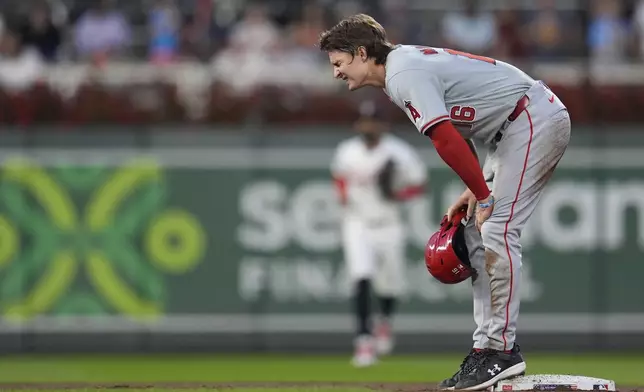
[328,50,369,91]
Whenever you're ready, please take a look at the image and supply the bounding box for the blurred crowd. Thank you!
[0,0,642,124]
[1,0,644,65]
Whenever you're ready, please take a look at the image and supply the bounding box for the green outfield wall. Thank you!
[0,129,642,352]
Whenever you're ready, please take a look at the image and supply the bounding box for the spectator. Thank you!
[183,0,228,61]
[178,14,201,60]
[73,0,132,63]
[587,0,631,63]
[226,2,280,52]
[0,29,43,93]
[441,0,498,56]
[148,0,180,63]
[47,0,69,28]
[19,0,61,62]
[210,1,282,94]
[526,0,567,60]
[495,7,527,60]
[290,2,325,51]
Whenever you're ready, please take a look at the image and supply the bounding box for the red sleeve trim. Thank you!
[420,115,451,134]
[333,177,348,205]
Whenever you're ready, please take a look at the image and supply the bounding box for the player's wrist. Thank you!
[473,188,491,202]
[477,194,494,209]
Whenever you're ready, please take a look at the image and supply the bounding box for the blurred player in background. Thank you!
[330,100,427,367]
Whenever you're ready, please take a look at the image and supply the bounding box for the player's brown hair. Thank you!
[318,14,394,65]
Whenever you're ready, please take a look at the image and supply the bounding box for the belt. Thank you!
[493,94,530,144]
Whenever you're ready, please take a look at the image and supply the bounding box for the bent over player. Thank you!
[331,100,426,367]
[318,14,571,390]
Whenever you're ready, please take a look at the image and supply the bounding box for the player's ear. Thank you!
[357,46,368,62]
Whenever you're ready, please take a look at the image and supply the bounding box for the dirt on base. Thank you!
[0,383,642,392]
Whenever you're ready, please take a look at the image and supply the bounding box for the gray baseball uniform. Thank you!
[385,45,571,351]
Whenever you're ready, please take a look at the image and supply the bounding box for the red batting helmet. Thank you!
[425,208,477,284]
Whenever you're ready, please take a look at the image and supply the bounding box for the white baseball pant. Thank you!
[342,217,406,297]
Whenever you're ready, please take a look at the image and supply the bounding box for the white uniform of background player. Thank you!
[330,101,427,367]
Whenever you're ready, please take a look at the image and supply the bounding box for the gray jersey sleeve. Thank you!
[387,69,450,135]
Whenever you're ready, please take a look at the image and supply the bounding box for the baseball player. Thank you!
[318,14,571,390]
[330,100,427,367]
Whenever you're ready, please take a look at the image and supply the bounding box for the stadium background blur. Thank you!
[0,0,643,359]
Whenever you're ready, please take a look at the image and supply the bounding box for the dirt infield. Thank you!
[0,383,643,392]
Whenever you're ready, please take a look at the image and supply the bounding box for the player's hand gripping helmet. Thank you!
[425,208,477,284]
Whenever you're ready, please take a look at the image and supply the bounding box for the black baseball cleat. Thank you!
[454,344,527,391]
[438,348,485,390]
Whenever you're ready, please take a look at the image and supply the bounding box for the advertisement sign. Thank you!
[0,147,642,333]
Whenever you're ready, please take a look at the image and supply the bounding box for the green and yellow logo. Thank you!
[0,158,206,321]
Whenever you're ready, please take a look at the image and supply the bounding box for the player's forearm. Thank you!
[427,121,490,200]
